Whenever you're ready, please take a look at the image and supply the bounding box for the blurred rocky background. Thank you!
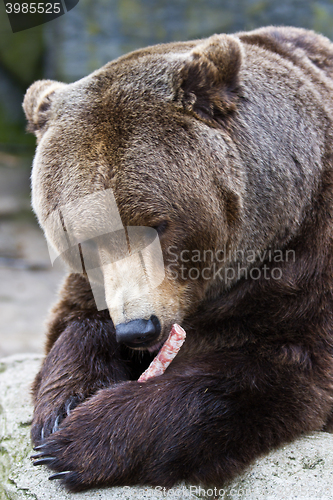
[1,0,333,357]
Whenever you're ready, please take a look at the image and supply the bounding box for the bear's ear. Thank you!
[23,80,66,135]
[175,34,243,124]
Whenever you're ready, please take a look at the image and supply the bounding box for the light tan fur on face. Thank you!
[101,254,186,330]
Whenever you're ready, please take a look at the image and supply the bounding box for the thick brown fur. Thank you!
[24,26,333,491]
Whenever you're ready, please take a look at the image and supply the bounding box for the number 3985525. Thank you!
[5,3,61,14]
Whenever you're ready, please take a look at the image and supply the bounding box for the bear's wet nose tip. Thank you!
[115,316,161,348]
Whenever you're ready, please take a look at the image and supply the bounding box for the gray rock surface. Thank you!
[1,354,333,500]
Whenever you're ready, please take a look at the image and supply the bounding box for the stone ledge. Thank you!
[1,354,333,500]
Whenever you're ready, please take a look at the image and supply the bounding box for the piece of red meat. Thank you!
[138,324,186,382]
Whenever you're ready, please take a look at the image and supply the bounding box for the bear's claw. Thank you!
[52,415,60,434]
[32,457,56,466]
[49,471,72,480]
[33,442,49,451]
[65,398,77,416]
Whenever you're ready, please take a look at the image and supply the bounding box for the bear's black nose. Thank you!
[115,315,161,347]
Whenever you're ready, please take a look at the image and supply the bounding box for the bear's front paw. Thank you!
[31,435,99,492]
[31,382,188,491]
[31,395,82,446]
[30,384,153,491]
[31,400,124,491]
[32,433,85,492]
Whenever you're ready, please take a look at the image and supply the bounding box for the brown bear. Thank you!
[23,26,333,492]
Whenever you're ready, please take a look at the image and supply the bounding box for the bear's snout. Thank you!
[115,315,161,348]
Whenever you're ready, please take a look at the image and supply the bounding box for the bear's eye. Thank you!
[152,221,168,237]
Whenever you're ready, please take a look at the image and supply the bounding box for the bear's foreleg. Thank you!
[31,350,331,491]
[31,273,149,445]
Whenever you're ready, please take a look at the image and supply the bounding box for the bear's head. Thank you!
[23,33,322,349]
